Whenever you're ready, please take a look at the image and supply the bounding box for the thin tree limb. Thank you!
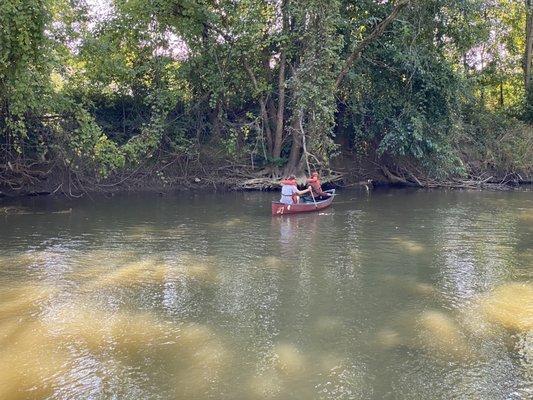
[525,0,533,90]
[243,61,274,154]
[335,0,410,88]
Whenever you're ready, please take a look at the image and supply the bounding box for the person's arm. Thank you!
[317,187,331,196]
[295,186,312,196]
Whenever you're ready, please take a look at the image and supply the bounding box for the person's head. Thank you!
[282,175,297,185]
[311,171,319,178]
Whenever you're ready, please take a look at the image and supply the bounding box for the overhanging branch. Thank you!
[335,0,410,89]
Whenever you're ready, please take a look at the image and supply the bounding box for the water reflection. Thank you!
[0,189,531,399]
[435,205,519,306]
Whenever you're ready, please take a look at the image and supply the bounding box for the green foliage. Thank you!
[0,0,531,187]
[0,0,51,141]
[69,109,126,177]
[336,0,531,176]
[458,107,533,174]
[290,0,343,163]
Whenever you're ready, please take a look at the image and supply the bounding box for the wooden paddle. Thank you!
[309,187,318,208]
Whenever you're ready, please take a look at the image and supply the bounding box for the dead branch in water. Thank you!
[377,163,520,190]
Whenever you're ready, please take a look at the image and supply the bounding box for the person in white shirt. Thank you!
[279,176,312,205]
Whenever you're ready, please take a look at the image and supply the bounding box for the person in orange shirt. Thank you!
[306,172,332,200]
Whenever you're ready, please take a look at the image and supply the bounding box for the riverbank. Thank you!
[1,160,531,199]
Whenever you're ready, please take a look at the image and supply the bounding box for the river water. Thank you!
[0,189,531,399]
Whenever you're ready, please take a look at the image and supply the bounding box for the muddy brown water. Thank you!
[0,189,531,399]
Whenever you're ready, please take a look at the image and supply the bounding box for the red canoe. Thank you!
[271,189,336,216]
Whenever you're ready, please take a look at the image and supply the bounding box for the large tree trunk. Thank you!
[285,115,302,173]
[272,50,286,159]
[259,99,274,154]
[272,2,289,159]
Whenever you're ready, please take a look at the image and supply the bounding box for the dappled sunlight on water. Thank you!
[390,236,426,254]
[417,310,472,362]
[0,189,531,399]
[477,283,533,332]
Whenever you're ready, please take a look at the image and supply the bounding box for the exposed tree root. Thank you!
[377,163,524,190]
[0,155,529,199]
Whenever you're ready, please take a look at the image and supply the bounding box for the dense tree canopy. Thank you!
[0,0,531,192]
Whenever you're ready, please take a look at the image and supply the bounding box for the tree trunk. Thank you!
[243,61,274,154]
[525,0,533,93]
[286,115,302,173]
[499,81,504,107]
[272,2,288,159]
[272,50,286,159]
[209,102,222,142]
[260,99,274,155]
[267,99,278,138]
[299,111,312,174]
